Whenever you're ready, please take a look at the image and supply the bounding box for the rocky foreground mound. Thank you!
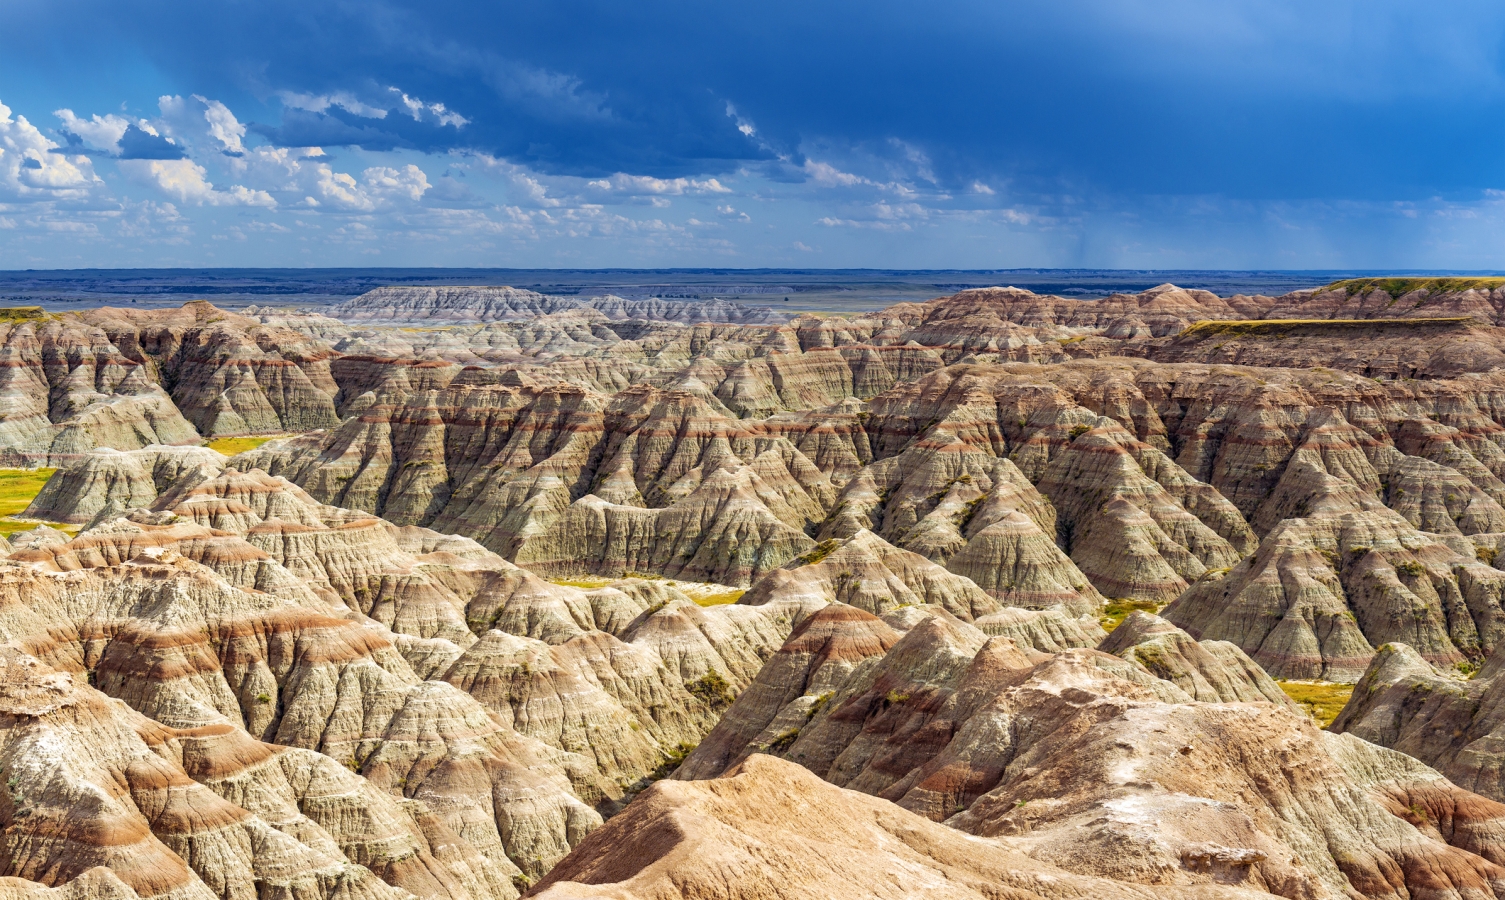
[592,607,1505,898]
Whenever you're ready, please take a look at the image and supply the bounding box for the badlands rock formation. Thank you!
[13,276,1505,898]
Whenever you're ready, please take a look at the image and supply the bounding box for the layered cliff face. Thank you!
[0,303,340,465]
[0,646,516,900]
[231,379,838,585]
[20,278,1505,898]
[1332,642,1505,804]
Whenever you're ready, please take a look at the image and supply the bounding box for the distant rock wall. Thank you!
[332,285,792,324]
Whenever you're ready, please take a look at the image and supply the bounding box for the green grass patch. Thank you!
[206,436,278,456]
[1278,681,1354,728]
[1099,598,1162,632]
[547,576,617,589]
[693,589,744,607]
[0,467,78,536]
[1325,277,1505,298]
[0,468,55,517]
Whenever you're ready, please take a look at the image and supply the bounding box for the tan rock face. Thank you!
[25,283,1505,897]
[1,453,831,890]
[533,755,1244,900]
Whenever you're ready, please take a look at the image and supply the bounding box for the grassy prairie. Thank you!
[206,436,278,456]
[692,590,745,607]
[547,576,617,589]
[0,467,66,535]
[1278,681,1355,728]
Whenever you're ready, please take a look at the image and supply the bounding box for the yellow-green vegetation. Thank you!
[0,467,71,536]
[547,576,616,589]
[693,589,745,607]
[795,539,840,566]
[205,436,278,456]
[0,306,55,324]
[1180,317,1471,339]
[1326,276,1505,297]
[1099,598,1162,632]
[1277,681,1354,728]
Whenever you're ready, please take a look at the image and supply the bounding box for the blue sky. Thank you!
[3,0,1505,269]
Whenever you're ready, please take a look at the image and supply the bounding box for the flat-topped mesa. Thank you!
[912,283,1276,337]
[1270,278,1505,323]
[332,286,792,325]
[1152,316,1505,379]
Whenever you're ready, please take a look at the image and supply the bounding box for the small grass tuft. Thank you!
[1099,598,1162,632]
[795,539,840,567]
[687,670,734,707]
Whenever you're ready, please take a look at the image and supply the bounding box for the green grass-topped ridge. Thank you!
[1324,277,1505,297]
[0,307,55,324]
[1179,317,1473,339]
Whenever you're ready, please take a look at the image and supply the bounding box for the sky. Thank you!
[4,0,1505,270]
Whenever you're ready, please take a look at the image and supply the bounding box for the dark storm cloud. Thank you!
[8,0,1498,201]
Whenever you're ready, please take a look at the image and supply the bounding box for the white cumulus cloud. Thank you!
[586,173,731,195]
[193,96,246,154]
[279,91,389,119]
[390,89,469,127]
[0,100,100,200]
[118,158,274,207]
[53,109,130,152]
